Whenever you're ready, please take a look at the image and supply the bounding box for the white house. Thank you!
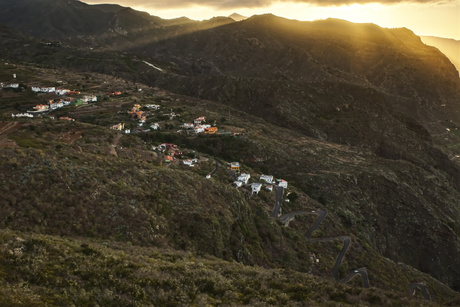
[182,123,194,129]
[277,179,288,189]
[265,184,274,192]
[49,101,64,109]
[146,104,160,110]
[83,95,97,103]
[31,86,55,93]
[55,89,69,95]
[251,183,262,195]
[12,113,33,118]
[150,123,160,130]
[237,173,251,184]
[194,126,205,134]
[194,116,205,125]
[2,83,19,88]
[260,174,274,183]
[183,159,195,167]
[233,181,243,188]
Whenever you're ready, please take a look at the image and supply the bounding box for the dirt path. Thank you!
[107,132,122,156]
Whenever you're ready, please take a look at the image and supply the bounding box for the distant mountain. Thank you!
[136,15,460,106]
[0,0,234,45]
[229,13,248,21]
[421,36,460,75]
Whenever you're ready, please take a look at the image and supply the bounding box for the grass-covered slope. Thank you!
[0,116,458,305]
[1,229,447,306]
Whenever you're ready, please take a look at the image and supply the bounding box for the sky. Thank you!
[81,0,460,40]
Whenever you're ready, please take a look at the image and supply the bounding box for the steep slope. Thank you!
[421,36,460,75]
[137,15,460,103]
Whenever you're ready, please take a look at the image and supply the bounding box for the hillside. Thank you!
[0,0,234,50]
[421,36,460,75]
[0,60,459,304]
[0,3,460,305]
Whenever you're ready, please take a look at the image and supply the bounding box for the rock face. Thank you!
[1,1,460,293]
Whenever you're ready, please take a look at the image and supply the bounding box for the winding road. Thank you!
[277,207,432,296]
[272,186,284,218]
[221,164,430,299]
[302,209,370,287]
[409,282,431,300]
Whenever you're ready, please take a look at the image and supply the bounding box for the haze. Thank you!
[81,0,460,40]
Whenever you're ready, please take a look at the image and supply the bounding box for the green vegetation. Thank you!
[0,10,460,304]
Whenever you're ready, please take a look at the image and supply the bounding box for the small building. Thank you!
[165,155,174,163]
[59,117,75,121]
[205,127,218,134]
[32,86,55,93]
[237,173,251,184]
[33,104,49,111]
[194,116,205,125]
[182,123,194,129]
[83,95,98,103]
[3,83,19,89]
[12,113,33,118]
[251,183,262,195]
[55,89,69,95]
[67,90,81,95]
[49,101,64,109]
[265,184,274,192]
[150,123,160,130]
[233,181,243,188]
[230,162,240,171]
[260,174,274,183]
[194,126,205,134]
[183,159,195,167]
[277,179,288,189]
[110,123,124,131]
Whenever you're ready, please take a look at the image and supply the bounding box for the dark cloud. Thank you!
[82,0,453,10]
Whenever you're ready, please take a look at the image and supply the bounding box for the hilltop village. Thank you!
[1,70,291,201]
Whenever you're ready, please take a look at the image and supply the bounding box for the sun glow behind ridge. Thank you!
[83,0,460,40]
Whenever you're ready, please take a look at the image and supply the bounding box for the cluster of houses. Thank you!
[111,103,162,134]
[155,143,183,159]
[129,104,146,124]
[31,87,86,97]
[229,162,288,195]
[29,98,73,113]
[181,116,218,134]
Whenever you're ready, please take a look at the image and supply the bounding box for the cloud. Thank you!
[82,0,455,10]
